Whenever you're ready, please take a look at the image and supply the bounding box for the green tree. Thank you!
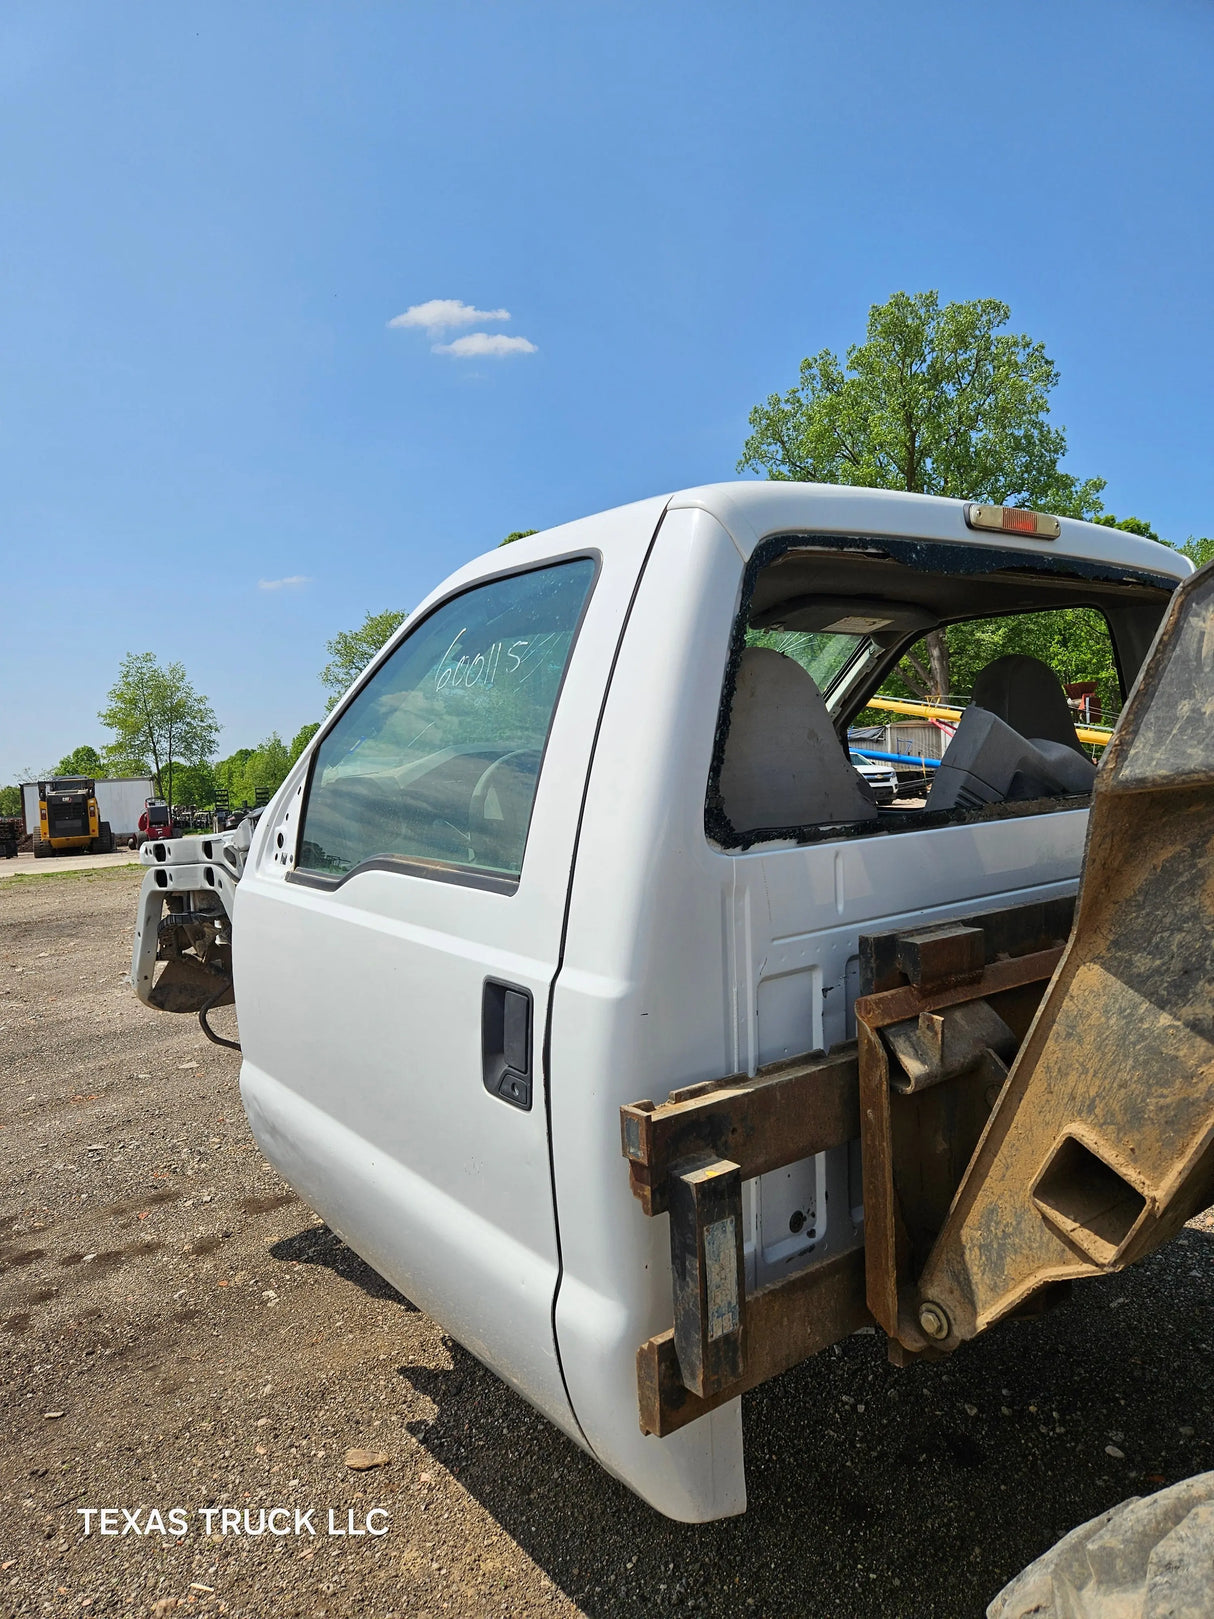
[103,750,154,778]
[99,652,219,807]
[0,785,21,816]
[500,529,538,546]
[739,291,1106,695]
[215,735,291,806]
[320,610,406,711]
[55,744,104,777]
[289,722,321,763]
[170,760,218,808]
[241,733,291,802]
[1094,514,1158,539]
[214,748,255,804]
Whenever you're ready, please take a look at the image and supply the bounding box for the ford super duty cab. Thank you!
[132,481,1214,1524]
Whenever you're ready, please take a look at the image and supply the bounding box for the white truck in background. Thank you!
[129,482,1214,1565]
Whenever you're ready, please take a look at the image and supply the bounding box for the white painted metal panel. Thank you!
[95,778,155,836]
[550,504,750,1521]
[234,496,668,1453]
[549,496,1113,1521]
[670,481,1193,580]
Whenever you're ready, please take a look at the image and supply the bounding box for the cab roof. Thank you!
[667,482,1191,583]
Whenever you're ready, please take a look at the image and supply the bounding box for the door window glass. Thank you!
[297,558,596,883]
[744,627,871,694]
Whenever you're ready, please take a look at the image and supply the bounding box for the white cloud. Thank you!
[431,332,538,358]
[258,575,312,591]
[388,299,510,337]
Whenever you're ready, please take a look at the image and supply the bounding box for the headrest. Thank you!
[970,655,1085,755]
[719,648,877,833]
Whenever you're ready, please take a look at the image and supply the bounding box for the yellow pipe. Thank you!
[867,694,1113,748]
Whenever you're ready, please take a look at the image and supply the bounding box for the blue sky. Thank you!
[2,0,1211,784]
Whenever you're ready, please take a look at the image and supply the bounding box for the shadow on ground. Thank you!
[394,1228,1214,1619]
[270,1223,418,1308]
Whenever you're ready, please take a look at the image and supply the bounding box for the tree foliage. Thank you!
[170,760,218,807]
[289,722,321,762]
[739,290,1105,516]
[213,734,292,808]
[320,610,406,711]
[213,748,253,803]
[99,653,219,806]
[739,291,1107,697]
[0,784,21,816]
[1179,536,1214,568]
[54,744,104,778]
[500,529,538,546]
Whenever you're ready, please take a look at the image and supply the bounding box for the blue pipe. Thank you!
[850,748,940,769]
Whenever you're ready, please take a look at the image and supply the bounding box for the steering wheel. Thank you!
[469,749,543,855]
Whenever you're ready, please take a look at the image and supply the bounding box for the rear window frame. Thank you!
[705,530,1180,852]
[287,547,602,896]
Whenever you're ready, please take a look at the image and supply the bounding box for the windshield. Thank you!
[744,628,870,696]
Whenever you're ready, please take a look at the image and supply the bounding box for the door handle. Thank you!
[483,980,533,1110]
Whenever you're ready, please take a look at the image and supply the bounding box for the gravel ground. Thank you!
[2,865,1212,1619]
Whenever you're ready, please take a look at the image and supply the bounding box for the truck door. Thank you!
[233,510,664,1437]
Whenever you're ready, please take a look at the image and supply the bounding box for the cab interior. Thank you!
[707,533,1178,848]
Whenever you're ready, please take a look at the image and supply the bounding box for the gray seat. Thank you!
[719,648,878,833]
[970,655,1086,755]
[926,705,1097,812]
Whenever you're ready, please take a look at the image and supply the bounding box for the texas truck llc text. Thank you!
[77,1507,390,1538]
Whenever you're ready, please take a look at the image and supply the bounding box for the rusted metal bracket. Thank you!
[855,936,1064,1349]
[856,559,1214,1363]
[620,1047,860,1215]
[622,1047,868,1433]
[904,561,1214,1351]
[669,1157,746,1398]
[637,1247,868,1436]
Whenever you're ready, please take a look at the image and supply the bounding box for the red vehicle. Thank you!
[130,797,177,849]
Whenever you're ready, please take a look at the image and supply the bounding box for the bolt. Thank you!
[788,1210,806,1234]
[919,1301,951,1341]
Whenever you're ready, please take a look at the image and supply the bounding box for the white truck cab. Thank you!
[132,482,1191,1522]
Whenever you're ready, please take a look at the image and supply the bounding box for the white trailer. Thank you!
[95,777,156,839]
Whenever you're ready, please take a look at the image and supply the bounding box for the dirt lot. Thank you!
[2,866,1213,1619]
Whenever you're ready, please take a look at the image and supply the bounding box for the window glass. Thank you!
[744,627,868,694]
[297,558,596,882]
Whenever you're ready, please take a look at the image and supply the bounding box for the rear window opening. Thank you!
[706,532,1177,850]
